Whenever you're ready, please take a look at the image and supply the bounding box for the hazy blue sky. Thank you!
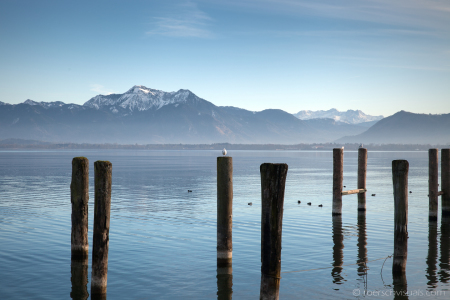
[1,0,449,117]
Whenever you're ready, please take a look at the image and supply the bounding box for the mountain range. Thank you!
[337,111,450,144]
[1,85,448,145]
[294,108,383,127]
[0,86,374,144]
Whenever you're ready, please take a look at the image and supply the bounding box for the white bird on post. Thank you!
[222,148,227,156]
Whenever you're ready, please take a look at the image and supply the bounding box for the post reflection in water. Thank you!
[393,273,409,300]
[70,258,89,300]
[91,293,107,300]
[332,215,344,285]
[357,212,368,290]
[440,215,450,283]
[217,265,233,300]
[426,220,438,288]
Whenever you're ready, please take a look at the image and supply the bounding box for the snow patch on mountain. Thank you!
[84,85,201,112]
[23,99,66,108]
[294,108,383,124]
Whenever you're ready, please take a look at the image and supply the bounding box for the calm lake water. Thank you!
[0,149,449,299]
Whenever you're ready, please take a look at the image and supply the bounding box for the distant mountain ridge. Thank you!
[0,85,372,144]
[336,111,450,144]
[294,108,383,124]
[23,99,66,109]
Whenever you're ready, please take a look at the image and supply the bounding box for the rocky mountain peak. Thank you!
[84,85,200,112]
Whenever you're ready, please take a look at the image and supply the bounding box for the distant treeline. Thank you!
[0,139,448,151]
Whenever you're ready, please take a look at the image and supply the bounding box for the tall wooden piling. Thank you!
[429,149,439,221]
[333,148,343,215]
[442,149,450,217]
[392,160,408,275]
[91,161,112,296]
[357,148,367,211]
[260,163,288,300]
[71,157,89,260]
[217,156,233,267]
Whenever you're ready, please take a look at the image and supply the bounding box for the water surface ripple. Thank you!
[0,150,449,299]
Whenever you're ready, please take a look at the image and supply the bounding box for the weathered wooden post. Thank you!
[91,161,112,296]
[333,148,343,215]
[392,160,408,275]
[260,163,288,300]
[71,157,89,260]
[358,148,367,212]
[217,156,233,267]
[429,149,439,221]
[442,149,450,217]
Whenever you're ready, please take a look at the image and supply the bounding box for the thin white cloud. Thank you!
[147,2,213,38]
[90,84,114,95]
[265,28,437,38]
[203,0,450,33]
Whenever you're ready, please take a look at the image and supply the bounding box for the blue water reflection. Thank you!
[0,150,449,299]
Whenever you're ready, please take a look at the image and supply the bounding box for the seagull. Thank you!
[359,143,364,148]
[222,148,227,156]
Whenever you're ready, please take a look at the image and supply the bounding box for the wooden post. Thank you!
[217,156,233,267]
[392,160,408,275]
[358,148,367,212]
[429,149,439,221]
[442,149,450,217]
[70,258,89,300]
[91,161,112,296]
[260,163,288,300]
[333,148,343,215]
[71,157,89,260]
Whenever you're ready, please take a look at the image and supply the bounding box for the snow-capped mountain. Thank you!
[83,85,202,112]
[23,99,66,108]
[294,108,383,124]
[0,85,382,144]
